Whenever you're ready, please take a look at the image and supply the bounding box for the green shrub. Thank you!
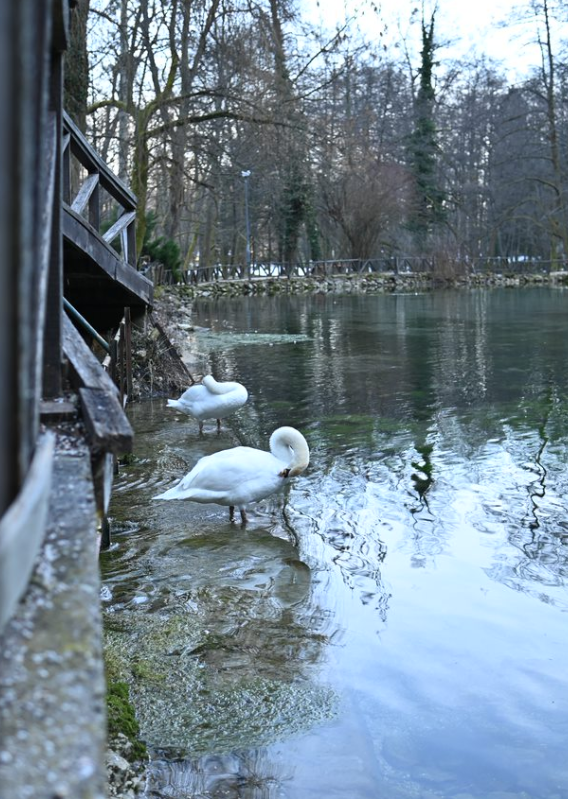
[141,213,182,280]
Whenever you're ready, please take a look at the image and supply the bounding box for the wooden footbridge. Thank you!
[1,67,154,637]
[0,3,153,797]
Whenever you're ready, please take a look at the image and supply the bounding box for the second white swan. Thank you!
[167,375,248,433]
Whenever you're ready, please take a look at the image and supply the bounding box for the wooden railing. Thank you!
[147,256,562,287]
[62,112,137,267]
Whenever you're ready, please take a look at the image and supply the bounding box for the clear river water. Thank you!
[102,287,568,799]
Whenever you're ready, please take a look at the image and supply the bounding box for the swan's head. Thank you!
[270,426,310,477]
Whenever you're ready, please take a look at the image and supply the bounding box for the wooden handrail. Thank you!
[62,111,137,267]
[62,112,136,208]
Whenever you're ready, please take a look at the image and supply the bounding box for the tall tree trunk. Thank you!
[537,0,568,261]
[117,0,131,183]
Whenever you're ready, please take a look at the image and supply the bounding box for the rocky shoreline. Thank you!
[129,291,199,402]
[156,269,568,299]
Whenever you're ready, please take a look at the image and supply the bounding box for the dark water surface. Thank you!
[103,288,568,798]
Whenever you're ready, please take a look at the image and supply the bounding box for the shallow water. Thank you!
[103,288,568,798]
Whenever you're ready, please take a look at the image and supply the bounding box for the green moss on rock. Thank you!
[104,649,147,762]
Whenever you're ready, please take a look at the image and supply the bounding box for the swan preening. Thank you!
[167,375,248,433]
[153,426,309,524]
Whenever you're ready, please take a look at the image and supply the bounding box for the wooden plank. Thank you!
[71,172,100,215]
[40,399,77,421]
[0,432,55,633]
[63,206,117,279]
[62,131,71,203]
[124,307,133,398]
[91,450,116,519]
[102,210,136,244]
[124,218,137,266]
[52,0,70,52]
[79,387,133,455]
[42,109,63,398]
[118,321,125,404]
[62,207,153,306]
[89,179,100,231]
[62,312,119,396]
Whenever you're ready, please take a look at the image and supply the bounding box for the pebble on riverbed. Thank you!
[106,733,146,798]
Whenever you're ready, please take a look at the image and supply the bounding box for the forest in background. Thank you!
[65,0,568,272]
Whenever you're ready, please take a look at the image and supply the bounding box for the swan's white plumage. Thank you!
[167,375,248,432]
[153,426,309,522]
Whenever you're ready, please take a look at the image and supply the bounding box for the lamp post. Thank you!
[241,170,251,277]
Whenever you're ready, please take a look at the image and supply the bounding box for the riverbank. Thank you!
[154,268,568,300]
[133,273,568,401]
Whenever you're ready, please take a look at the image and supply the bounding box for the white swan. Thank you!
[153,426,309,524]
[167,375,248,433]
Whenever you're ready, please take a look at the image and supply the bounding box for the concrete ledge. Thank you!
[0,437,107,799]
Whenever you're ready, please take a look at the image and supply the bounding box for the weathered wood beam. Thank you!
[102,210,136,244]
[40,399,77,422]
[62,312,119,396]
[63,206,153,306]
[62,313,133,456]
[52,0,70,52]
[71,172,100,215]
[41,110,62,398]
[79,387,133,455]
[0,432,55,633]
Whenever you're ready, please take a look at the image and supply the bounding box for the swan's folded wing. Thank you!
[183,447,274,492]
[178,384,207,402]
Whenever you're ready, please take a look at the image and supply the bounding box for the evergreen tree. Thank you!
[408,10,446,242]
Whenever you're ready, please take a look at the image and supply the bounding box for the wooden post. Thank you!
[124,307,133,399]
[88,170,100,232]
[109,338,118,389]
[43,1,69,400]
[118,321,125,405]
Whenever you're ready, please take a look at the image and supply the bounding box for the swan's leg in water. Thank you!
[229,505,248,525]
[199,420,204,434]
[216,418,221,433]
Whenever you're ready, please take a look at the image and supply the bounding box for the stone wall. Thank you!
[169,270,568,300]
